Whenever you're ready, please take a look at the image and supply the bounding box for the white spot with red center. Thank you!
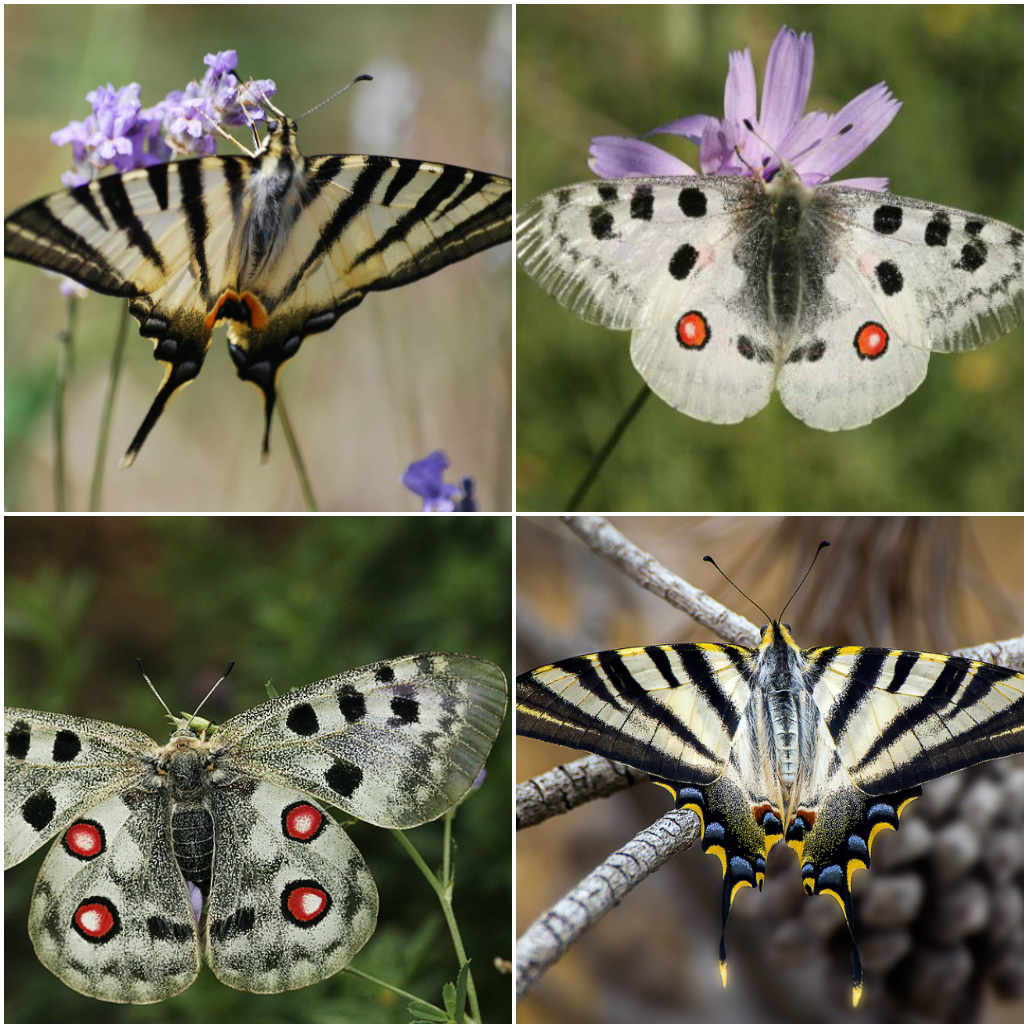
[676,311,710,349]
[854,321,889,358]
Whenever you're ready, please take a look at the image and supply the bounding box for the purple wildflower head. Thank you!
[49,50,278,183]
[402,451,476,512]
[42,52,276,298]
[589,26,900,190]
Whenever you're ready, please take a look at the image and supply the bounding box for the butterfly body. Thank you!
[6,653,507,1003]
[516,166,1023,429]
[5,115,512,464]
[517,620,1023,1004]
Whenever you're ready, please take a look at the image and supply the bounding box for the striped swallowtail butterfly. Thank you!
[517,544,1024,1006]
[4,91,511,466]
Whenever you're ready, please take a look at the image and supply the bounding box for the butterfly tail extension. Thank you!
[227,345,279,463]
[799,781,923,1007]
[120,313,212,467]
[655,776,771,992]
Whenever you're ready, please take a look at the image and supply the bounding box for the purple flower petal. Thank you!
[723,45,758,132]
[809,82,901,179]
[588,136,695,178]
[759,28,814,147]
[646,113,717,144]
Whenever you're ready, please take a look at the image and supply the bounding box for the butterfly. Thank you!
[4,653,507,1003]
[4,97,512,466]
[517,580,1024,1004]
[516,161,1023,428]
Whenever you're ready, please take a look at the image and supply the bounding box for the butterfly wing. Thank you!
[214,654,507,828]
[204,779,377,994]
[3,157,259,464]
[776,187,1024,429]
[516,643,754,783]
[517,176,779,423]
[227,156,513,453]
[27,788,201,1003]
[5,137,512,465]
[4,708,202,1002]
[806,645,1025,794]
[4,707,161,867]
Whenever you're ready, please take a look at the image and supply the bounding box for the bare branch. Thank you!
[560,515,761,645]
[954,636,1023,670]
[516,755,649,830]
[515,808,700,1003]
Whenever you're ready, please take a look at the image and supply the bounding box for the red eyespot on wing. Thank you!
[676,311,710,349]
[282,880,332,927]
[853,321,889,359]
[72,898,121,942]
[282,801,325,842]
[63,819,106,860]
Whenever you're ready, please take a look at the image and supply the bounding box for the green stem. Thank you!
[343,966,448,1018]
[277,392,318,511]
[89,302,130,511]
[53,295,79,511]
[566,384,651,510]
[391,824,481,1023]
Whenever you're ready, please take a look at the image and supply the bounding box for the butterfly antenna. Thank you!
[136,658,175,720]
[703,555,772,624]
[296,74,373,122]
[189,662,237,723]
[778,541,831,622]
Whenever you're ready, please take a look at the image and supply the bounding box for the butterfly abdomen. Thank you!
[170,806,215,898]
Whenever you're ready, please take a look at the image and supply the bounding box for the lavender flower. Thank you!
[589,26,900,191]
[49,50,277,183]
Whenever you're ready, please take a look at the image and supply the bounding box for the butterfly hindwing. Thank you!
[205,779,377,995]
[516,170,1023,429]
[776,185,1024,429]
[28,786,201,1004]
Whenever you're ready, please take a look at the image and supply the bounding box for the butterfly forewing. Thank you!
[3,709,159,868]
[516,643,751,783]
[805,645,1025,794]
[220,653,508,827]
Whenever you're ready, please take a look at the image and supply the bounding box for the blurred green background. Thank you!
[516,5,1023,511]
[5,516,512,1022]
[4,5,512,512]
